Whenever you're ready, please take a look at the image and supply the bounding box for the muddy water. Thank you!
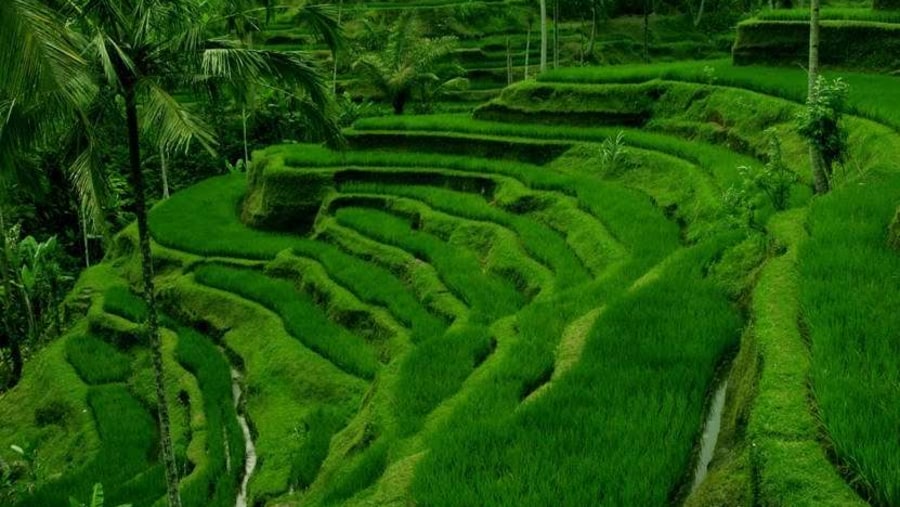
[232,369,257,507]
[690,379,728,493]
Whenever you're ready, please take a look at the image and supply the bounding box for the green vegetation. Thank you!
[4,1,900,506]
[194,264,379,379]
[65,334,131,385]
[733,19,900,70]
[799,173,900,506]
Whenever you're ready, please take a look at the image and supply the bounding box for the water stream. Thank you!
[690,379,728,493]
[232,368,257,507]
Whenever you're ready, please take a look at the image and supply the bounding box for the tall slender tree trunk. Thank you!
[80,203,91,267]
[160,146,169,199]
[694,0,706,26]
[587,4,597,60]
[553,0,559,69]
[525,25,532,79]
[807,0,828,194]
[643,0,651,62]
[540,0,548,72]
[507,37,512,85]
[124,84,182,507]
[0,203,22,386]
[332,0,343,95]
[242,106,249,164]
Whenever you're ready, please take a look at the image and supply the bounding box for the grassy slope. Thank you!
[7,39,900,506]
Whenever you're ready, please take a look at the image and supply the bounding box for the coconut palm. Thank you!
[539,0,548,72]
[353,14,466,115]
[0,0,93,387]
[219,0,343,164]
[59,0,339,504]
[806,0,828,194]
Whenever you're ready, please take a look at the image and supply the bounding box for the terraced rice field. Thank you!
[3,55,899,507]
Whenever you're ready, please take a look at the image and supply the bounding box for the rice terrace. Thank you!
[1,0,899,505]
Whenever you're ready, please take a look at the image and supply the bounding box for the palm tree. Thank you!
[807,0,828,194]
[353,14,466,115]
[539,0,548,72]
[0,0,93,387]
[220,0,342,164]
[63,0,338,504]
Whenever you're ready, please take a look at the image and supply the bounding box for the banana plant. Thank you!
[69,483,131,507]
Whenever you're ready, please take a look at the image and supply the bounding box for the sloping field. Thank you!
[2,55,899,507]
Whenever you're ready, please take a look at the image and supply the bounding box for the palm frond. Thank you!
[293,4,343,53]
[0,98,59,191]
[141,81,216,155]
[352,57,391,97]
[83,0,131,37]
[0,0,92,106]
[202,46,329,107]
[68,136,110,236]
[293,95,345,150]
[90,31,121,87]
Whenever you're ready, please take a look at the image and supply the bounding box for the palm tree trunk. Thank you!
[807,0,828,194]
[507,38,512,85]
[525,25,532,79]
[160,146,169,199]
[540,0,548,72]
[332,0,343,94]
[0,203,22,386]
[643,0,651,62]
[694,0,706,26]
[392,90,409,115]
[124,84,182,507]
[553,0,559,69]
[80,203,91,267]
[242,106,249,164]
[587,4,597,60]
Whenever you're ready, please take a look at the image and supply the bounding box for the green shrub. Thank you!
[797,76,851,183]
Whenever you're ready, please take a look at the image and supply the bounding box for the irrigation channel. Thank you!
[691,378,729,492]
[232,368,257,507]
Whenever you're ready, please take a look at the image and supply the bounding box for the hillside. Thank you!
[1,1,899,507]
